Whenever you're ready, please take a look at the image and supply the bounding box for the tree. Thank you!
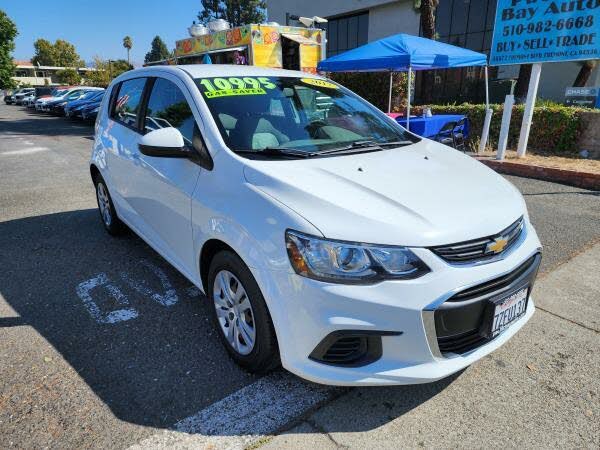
[416,0,439,103]
[418,0,438,40]
[197,0,266,27]
[0,9,18,89]
[53,39,84,67]
[144,36,171,63]
[31,38,55,66]
[32,38,84,67]
[111,59,133,76]
[56,68,81,85]
[86,57,110,87]
[123,36,132,65]
[573,60,597,87]
[86,57,132,87]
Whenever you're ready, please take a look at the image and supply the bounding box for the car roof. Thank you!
[118,64,324,81]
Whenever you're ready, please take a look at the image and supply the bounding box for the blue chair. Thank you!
[434,121,457,148]
[453,118,467,152]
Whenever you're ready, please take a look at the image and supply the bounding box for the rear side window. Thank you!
[144,78,195,146]
[111,78,147,129]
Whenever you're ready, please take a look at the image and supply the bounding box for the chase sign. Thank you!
[490,0,600,65]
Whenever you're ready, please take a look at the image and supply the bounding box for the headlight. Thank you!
[285,230,430,284]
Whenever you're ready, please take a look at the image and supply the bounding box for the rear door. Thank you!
[125,75,202,274]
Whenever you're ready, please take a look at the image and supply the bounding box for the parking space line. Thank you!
[129,371,341,449]
[1,147,50,156]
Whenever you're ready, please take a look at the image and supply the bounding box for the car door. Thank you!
[126,75,203,275]
[103,77,149,224]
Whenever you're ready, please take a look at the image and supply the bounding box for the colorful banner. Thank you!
[251,26,283,68]
[176,25,252,57]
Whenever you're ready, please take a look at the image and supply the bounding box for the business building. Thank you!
[11,60,96,87]
[266,0,600,103]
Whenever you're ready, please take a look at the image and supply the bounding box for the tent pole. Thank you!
[485,65,489,109]
[388,71,393,113]
[406,66,412,129]
[478,65,493,154]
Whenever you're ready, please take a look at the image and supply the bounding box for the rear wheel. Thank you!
[208,250,280,373]
[94,175,124,235]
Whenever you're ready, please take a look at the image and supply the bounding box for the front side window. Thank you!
[144,78,195,147]
[112,78,147,129]
[195,76,417,157]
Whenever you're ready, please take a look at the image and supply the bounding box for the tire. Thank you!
[93,175,125,236]
[208,250,280,373]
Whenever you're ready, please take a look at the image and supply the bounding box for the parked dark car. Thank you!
[46,89,98,115]
[80,99,102,121]
[64,90,104,118]
[14,88,36,105]
[34,87,54,98]
[4,89,16,104]
[5,88,32,105]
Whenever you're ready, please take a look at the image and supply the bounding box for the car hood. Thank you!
[243,140,526,247]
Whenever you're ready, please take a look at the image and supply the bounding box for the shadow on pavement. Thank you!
[0,209,258,428]
[0,208,458,434]
[0,109,93,138]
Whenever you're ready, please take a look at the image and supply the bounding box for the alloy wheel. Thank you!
[97,183,112,227]
[213,270,256,355]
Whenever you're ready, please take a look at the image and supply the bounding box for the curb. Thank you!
[477,158,600,191]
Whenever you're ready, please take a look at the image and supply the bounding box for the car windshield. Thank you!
[65,90,83,99]
[80,91,100,100]
[194,76,418,157]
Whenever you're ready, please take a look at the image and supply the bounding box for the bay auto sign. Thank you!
[490,0,599,65]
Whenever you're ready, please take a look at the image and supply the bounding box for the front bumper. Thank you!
[254,219,542,386]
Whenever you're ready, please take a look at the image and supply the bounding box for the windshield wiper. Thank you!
[315,140,384,155]
[378,140,415,147]
[235,147,317,158]
[317,139,416,155]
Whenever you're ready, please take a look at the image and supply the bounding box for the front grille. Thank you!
[447,254,537,302]
[438,329,488,354]
[434,253,541,355]
[430,217,524,263]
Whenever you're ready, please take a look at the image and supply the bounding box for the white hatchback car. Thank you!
[91,65,541,386]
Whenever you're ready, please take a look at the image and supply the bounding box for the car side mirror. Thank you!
[138,127,191,158]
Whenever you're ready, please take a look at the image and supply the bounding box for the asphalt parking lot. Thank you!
[1,103,599,449]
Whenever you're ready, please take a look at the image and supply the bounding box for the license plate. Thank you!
[491,287,528,337]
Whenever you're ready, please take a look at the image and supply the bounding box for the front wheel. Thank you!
[208,250,280,373]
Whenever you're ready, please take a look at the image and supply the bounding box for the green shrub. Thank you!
[407,102,596,153]
[329,72,408,111]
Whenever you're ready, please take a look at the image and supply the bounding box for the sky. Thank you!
[3,0,204,67]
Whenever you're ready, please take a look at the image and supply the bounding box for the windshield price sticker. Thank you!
[205,88,266,98]
[490,0,599,65]
[301,78,339,89]
[199,77,276,98]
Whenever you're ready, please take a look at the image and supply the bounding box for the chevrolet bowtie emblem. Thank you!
[486,237,508,254]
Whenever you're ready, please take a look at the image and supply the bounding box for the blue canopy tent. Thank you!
[317,33,492,150]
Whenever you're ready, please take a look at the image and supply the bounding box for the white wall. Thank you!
[266,0,398,23]
[367,1,419,40]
